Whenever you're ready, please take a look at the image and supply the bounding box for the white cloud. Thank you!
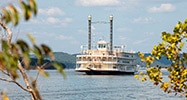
[133,38,150,45]
[32,32,73,41]
[63,18,72,23]
[61,17,73,27]
[148,3,176,13]
[119,36,127,41]
[57,35,73,40]
[75,0,142,11]
[39,7,65,16]
[28,17,72,26]
[38,7,72,25]
[76,0,120,6]
[117,27,131,32]
[77,29,86,34]
[133,17,153,24]
[46,17,59,24]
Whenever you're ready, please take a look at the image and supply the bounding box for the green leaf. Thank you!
[29,0,37,15]
[41,44,55,60]
[0,52,5,69]
[1,40,9,53]
[2,8,11,24]
[20,1,31,20]
[10,43,20,57]
[185,18,187,24]
[16,40,29,52]
[183,22,187,31]
[22,52,31,69]
[27,34,36,45]
[179,42,184,49]
[33,45,43,64]
[53,62,66,78]
[37,67,49,77]
[9,5,20,26]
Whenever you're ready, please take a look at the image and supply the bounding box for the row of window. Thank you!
[123,54,134,58]
[77,58,134,64]
[98,44,107,48]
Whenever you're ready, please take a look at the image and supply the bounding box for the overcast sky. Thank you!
[1,0,187,54]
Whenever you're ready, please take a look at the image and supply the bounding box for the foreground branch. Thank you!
[0,21,12,45]
[0,77,29,92]
[17,61,32,91]
[17,61,41,100]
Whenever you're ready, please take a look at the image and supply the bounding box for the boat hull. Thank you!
[85,71,134,75]
[75,69,134,75]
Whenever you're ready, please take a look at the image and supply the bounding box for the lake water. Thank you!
[0,70,185,100]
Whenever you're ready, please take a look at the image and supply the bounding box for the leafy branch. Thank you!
[1,0,37,26]
[0,0,66,100]
[135,18,187,97]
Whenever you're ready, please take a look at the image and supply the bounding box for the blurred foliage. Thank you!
[1,92,9,100]
[0,0,65,99]
[135,18,187,97]
[0,34,66,78]
[1,0,37,26]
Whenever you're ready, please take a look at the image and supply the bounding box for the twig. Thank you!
[35,63,48,82]
[0,69,10,77]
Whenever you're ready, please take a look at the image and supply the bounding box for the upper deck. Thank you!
[77,40,136,60]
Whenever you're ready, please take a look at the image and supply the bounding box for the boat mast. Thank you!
[87,15,113,54]
[110,15,113,55]
[88,15,92,50]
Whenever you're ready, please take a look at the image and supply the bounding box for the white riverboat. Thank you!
[75,15,137,75]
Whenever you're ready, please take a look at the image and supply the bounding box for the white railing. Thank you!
[76,61,117,64]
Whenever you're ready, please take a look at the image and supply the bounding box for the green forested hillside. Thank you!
[53,52,76,68]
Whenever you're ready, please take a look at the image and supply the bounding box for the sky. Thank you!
[1,0,187,54]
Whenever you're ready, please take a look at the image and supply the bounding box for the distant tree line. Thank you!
[27,58,66,69]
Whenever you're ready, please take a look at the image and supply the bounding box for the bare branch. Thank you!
[35,63,48,82]
[17,60,31,89]
[17,60,39,100]
[0,69,10,77]
[35,67,40,82]
[0,77,30,92]
[0,21,12,45]
[0,77,11,82]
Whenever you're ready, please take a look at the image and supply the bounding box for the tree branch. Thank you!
[0,77,11,82]
[17,60,39,100]
[0,77,30,92]
[17,60,32,90]
[35,63,48,82]
[0,21,12,45]
[0,69,10,77]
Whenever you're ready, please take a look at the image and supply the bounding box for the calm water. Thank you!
[0,70,185,100]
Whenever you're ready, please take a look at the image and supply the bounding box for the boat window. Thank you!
[98,44,107,49]
[123,61,130,63]
[123,54,129,57]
